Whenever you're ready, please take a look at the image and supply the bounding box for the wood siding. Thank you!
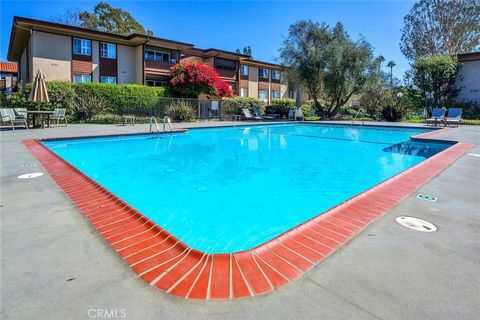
[72,60,92,75]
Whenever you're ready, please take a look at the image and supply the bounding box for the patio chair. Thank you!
[14,108,28,119]
[294,109,304,121]
[50,108,67,127]
[444,108,463,127]
[242,109,262,121]
[288,109,296,120]
[426,108,445,126]
[253,107,276,120]
[0,108,28,130]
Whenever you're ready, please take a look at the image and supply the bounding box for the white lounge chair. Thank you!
[253,107,276,120]
[426,108,445,126]
[294,109,304,121]
[0,108,28,130]
[242,109,262,121]
[49,108,67,127]
[444,108,462,127]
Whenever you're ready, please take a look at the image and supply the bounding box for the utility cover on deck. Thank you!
[396,216,437,232]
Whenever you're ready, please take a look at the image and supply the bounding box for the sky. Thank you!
[0,0,414,79]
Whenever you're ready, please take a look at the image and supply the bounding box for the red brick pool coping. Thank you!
[23,128,472,300]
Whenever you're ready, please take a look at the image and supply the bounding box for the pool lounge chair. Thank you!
[49,108,67,127]
[253,107,276,120]
[242,109,262,121]
[14,108,28,119]
[294,109,304,121]
[444,108,463,127]
[288,109,296,120]
[426,108,445,126]
[0,108,28,130]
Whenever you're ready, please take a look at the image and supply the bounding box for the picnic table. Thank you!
[27,110,53,129]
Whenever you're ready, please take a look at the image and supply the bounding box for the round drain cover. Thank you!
[164,169,177,173]
[396,216,437,232]
[18,172,44,179]
[195,186,208,192]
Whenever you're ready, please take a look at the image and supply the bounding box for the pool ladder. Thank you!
[150,116,173,132]
[351,108,365,126]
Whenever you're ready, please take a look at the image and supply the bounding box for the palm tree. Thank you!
[386,60,396,87]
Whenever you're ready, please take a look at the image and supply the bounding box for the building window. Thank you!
[215,58,237,70]
[0,73,5,80]
[272,70,281,80]
[272,90,280,99]
[73,38,91,56]
[146,80,168,87]
[259,89,268,102]
[144,49,171,63]
[12,76,18,81]
[240,88,248,97]
[74,74,92,83]
[100,76,117,84]
[100,42,116,59]
[241,65,249,76]
[259,68,269,79]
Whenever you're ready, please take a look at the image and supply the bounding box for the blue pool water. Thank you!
[42,124,453,253]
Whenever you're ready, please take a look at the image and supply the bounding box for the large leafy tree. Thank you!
[400,0,480,60]
[78,2,153,36]
[280,21,379,118]
[407,55,460,112]
[322,24,379,118]
[279,20,330,114]
[168,62,233,98]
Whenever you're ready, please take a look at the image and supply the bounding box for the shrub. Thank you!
[305,116,321,121]
[223,96,265,115]
[73,82,165,115]
[165,100,197,122]
[1,82,76,115]
[73,95,107,120]
[266,98,296,117]
[300,101,316,117]
[168,62,233,98]
[382,105,406,122]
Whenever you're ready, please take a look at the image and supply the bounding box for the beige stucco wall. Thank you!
[117,45,138,84]
[31,31,71,81]
[92,41,99,82]
[134,45,144,84]
[456,60,480,104]
[19,45,28,82]
[247,66,259,98]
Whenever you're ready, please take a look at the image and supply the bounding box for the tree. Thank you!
[79,2,153,36]
[321,24,379,118]
[400,0,480,60]
[408,55,460,113]
[168,62,233,98]
[386,61,396,87]
[279,20,330,114]
[243,46,252,57]
[235,46,253,57]
[280,21,379,118]
[52,10,83,27]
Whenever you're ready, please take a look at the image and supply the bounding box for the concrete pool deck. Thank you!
[1,121,479,319]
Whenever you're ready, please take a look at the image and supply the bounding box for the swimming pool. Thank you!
[42,124,453,253]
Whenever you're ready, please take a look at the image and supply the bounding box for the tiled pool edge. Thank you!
[23,130,473,300]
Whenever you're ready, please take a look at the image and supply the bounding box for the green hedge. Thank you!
[1,82,165,121]
[223,96,265,115]
[266,98,296,117]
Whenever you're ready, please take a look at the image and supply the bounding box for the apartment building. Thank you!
[456,52,480,105]
[7,16,288,104]
[0,62,18,94]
